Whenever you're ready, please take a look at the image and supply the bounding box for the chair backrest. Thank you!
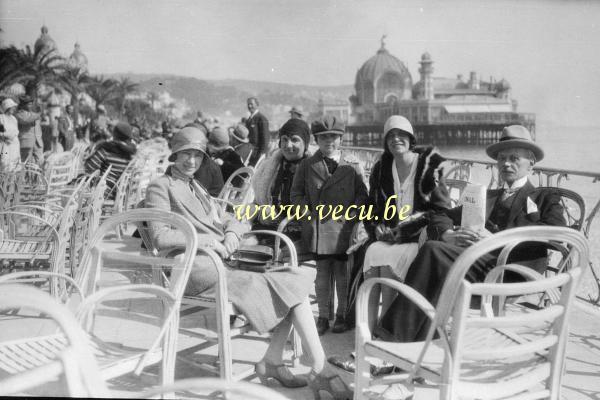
[44,152,77,189]
[218,166,255,207]
[75,209,198,301]
[420,226,588,399]
[0,284,107,397]
[538,187,585,233]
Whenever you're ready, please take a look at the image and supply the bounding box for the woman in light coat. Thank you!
[0,98,21,171]
[145,126,348,397]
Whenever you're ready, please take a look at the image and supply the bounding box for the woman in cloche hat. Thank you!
[144,126,347,395]
[0,98,21,171]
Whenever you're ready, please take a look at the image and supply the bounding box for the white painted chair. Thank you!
[354,226,588,400]
[0,284,108,397]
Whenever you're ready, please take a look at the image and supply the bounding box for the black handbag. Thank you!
[228,244,275,272]
[390,212,429,243]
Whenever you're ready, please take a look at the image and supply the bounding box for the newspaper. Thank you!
[459,184,487,232]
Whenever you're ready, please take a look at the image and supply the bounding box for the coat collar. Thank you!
[167,169,211,222]
[486,180,535,226]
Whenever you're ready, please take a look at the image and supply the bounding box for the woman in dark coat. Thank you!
[361,115,450,331]
[208,126,244,182]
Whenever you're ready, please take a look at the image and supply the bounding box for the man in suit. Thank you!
[15,96,43,165]
[57,105,75,151]
[245,97,270,167]
[373,124,566,343]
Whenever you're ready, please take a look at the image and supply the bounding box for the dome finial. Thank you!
[380,34,387,50]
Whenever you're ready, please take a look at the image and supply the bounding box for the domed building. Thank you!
[349,40,535,144]
[67,42,89,73]
[351,37,413,123]
[34,25,57,55]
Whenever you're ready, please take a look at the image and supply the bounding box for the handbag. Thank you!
[390,212,429,243]
[228,244,275,272]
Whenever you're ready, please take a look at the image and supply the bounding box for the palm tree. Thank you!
[57,67,92,105]
[114,77,139,116]
[0,46,30,92]
[86,75,120,108]
[18,45,65,99]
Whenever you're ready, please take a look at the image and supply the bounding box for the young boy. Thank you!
[291,115,368,335]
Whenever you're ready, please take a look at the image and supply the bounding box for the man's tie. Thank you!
[323,156,338,175]
[501,187,519,201]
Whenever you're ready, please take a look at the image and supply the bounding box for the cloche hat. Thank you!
[486,125,544,162]
[1,98,18,112]
[231,124,249,143]
[168,126,208,162]
[382,115,416,152]
[208,126,230,152]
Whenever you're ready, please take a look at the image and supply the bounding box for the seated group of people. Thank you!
[136,113,566,399]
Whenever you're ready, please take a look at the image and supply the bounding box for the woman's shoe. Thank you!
[308,370,353,400]
[316,317,329,336]
[254,361,308,388]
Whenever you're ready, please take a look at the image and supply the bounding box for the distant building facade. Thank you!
[348,38,535,145]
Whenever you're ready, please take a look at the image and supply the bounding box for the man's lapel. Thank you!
[506,180,536,227]
[486,189,502,221]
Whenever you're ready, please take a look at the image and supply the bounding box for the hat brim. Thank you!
[486,139,544,162]
[168,144,207,162]
[208,143,231,152]
[313,129,344,136]
[231,133,249,143]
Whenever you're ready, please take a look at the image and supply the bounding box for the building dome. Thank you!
[67,42,89,72]
[354,39,413,106]
[34,25,57,55]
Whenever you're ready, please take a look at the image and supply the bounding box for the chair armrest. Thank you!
[243,230,297,266]
[0,271,85,301]
[482,264,561,316]
[355,277,436,342]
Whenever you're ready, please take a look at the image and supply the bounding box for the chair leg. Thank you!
[291,327,303,367]
[216,301,233,381]
[354,341,371,400]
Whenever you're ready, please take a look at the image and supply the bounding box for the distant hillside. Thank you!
[107,73,353,126]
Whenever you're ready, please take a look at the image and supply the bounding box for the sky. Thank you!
[1,0,600,127]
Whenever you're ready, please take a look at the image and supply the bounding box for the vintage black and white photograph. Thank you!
[0,0,599,398]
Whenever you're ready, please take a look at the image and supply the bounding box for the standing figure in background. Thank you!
[291,115,369,335]
[0,98,21,171]
[289,106,304,120]
[207,126,244,182]
[15,96,43,165]
[245,97,270,166]
[58,105,76,151]
[230,124,253,165]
